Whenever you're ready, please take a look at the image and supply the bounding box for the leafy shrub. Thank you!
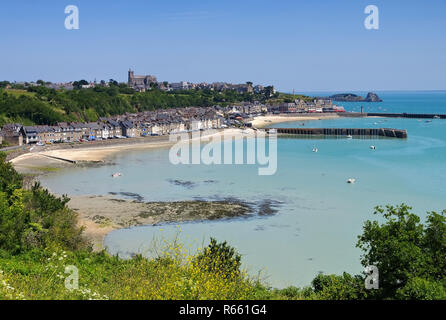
[395,277,446,300]
[194,238,242,279]
[311,273,368,300]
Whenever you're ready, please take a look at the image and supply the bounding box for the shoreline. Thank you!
[10,128,244,172]
[9,128,259,250]
[9,117,335,250]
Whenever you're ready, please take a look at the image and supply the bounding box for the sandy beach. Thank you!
[250,113,340,128]
[10,128,244,171]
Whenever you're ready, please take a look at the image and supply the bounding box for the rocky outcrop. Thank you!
[330,92,382,102]
[364,92,382,102]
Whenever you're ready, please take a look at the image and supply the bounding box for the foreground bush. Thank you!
[0,240,269,300]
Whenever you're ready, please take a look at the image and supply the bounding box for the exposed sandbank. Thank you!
[69,195,253,251]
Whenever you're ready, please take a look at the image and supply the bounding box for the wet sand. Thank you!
[69,195,252,251]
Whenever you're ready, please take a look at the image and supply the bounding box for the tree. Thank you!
[73,79,89,89]
[0,153,22,194]
[0,154,89,253]
[356,204,446,298]
[395,277,446,300]
[0,81,10,88]
[311,273,368,300]
[195,238,242,279]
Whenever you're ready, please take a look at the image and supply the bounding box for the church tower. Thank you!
[128,69,134,86]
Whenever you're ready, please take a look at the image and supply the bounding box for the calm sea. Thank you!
[40,91,446,288]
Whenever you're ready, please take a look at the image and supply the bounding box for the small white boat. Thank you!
[347,135,353,139]
[433,116,440,119]
[269,129,277,134]
[111,173,122,178]
[370,145,376,150]
[347,178,356,184]
[312,148,318,153]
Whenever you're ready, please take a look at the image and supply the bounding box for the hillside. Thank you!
[0,85,307,126]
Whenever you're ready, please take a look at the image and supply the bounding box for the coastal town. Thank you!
[0,70,346,148]
[0,101,344,147]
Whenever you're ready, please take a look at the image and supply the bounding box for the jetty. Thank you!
[268,127,408,139]
[339,112,446,119]
[41,154,78,164]
[366,113,446,119]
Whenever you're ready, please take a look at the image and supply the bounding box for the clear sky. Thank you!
[1,0,445,92]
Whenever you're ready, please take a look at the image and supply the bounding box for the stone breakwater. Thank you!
[269,127,408,139]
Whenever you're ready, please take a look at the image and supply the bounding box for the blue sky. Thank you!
[1,0,445,92]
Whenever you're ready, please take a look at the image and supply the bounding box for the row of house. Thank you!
[276,99,345,113]
[1,107,224,145]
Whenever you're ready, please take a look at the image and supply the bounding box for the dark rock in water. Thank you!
[364,92,383,102]
[108,191,144,202]
[330,92,382,102]
[257,199,282,216]
[167,179,196,189]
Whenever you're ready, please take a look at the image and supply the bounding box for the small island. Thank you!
[329,92,382,102]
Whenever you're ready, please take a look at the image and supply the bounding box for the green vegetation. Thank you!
[0,81,304,126]
[269,205,446,300]
[0,152,444,300]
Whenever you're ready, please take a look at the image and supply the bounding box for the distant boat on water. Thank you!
[112,173,122,178]
[347,178,356,184]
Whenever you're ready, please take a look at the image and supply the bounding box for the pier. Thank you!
[366,113,446,119]
[269,127,408,139]
[338,112,446,119]
[41,154,78,164]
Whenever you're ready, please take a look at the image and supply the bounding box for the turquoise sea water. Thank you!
[40,91,446,288]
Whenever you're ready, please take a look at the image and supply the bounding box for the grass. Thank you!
[4,89,36,98]
[0,245,279,300]
[0,227,316,300]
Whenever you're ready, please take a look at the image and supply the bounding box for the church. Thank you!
[128,69,157,91]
